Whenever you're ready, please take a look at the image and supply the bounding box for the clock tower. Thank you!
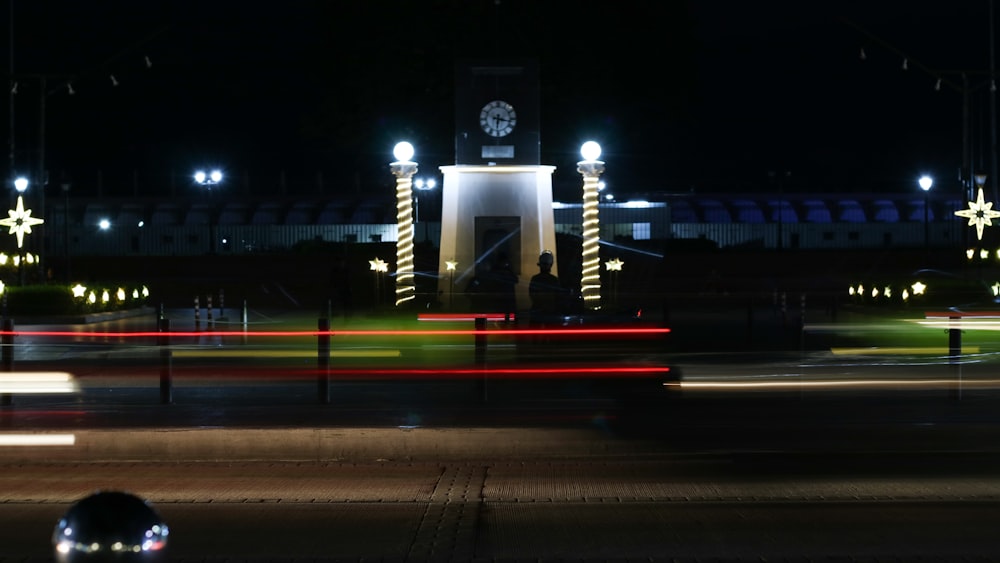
[455,60,540,165]
[438,59,558,312]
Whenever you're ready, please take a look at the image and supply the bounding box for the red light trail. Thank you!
[0,327,670,338]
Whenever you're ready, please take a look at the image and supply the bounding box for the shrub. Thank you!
[4,285,76,316]
[3,283,149,316]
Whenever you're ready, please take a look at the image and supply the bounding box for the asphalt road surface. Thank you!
[3,454,1000,561]
[5,307,1000,560]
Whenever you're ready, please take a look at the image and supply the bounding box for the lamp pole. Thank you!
[14,176,27,286]
[193,169,223,254]
[61,181,70,282]
[413,177,437,243]
[577,141,605,311]
[446,260,457,310]
[919,175,933,257]
[390,142,417,307]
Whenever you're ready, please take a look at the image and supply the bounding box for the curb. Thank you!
[4,427,655,463]
[9,306,157,326]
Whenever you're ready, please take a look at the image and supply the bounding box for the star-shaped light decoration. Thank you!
[445,260,458,272]
[955,187,1000,240]
[71,284,87,298]
[911,281,927,296]
[369,257,388,273]
[604,257,624,271]
[0,195,44,248]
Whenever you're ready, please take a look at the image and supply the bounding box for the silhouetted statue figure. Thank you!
[529,250,562,324]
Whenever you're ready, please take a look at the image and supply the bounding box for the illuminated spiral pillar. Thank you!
[390,142,418,307]
[577,141,605,310]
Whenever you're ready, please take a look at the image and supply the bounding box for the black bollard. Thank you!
[475,316,487,402]
[158,318,172,404]
[948,315,962,401]
[318,317,330,404]
[1,317,12,369]
[799,292,807,351]
[241,299,249,345]
[1,318,13,406]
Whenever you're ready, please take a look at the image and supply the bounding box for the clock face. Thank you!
[479,100,517,138]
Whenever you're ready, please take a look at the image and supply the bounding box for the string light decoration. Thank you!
[369,257,388,272]
[954,176,1000,240]
[390,142,417,307]
[577,141,605,310]
[10,51,155,99]
[0,196,44,248]
[849,17,1000,206]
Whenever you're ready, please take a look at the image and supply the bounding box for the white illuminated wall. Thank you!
[437,165,558,310]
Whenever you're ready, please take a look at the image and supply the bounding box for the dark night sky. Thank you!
[4,1,999,200]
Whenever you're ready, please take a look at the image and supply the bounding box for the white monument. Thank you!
[437,61,558,310]
[437,164,557,309]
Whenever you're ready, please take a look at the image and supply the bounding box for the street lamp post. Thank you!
[919,175,933,255]
[14,177,28,286]
[369,257,388,308]
[446,259,457,309]
[61,181,70,282]
[577,141,605,310]
[390,142,417,307]
[413,177,437,243]
[4,176,43,286]
[604,257,623,308]
[14,177,27,286]
[193,169,223,254]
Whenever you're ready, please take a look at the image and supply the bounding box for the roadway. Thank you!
[3,455,1000,561]
[3,306,1000,560]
